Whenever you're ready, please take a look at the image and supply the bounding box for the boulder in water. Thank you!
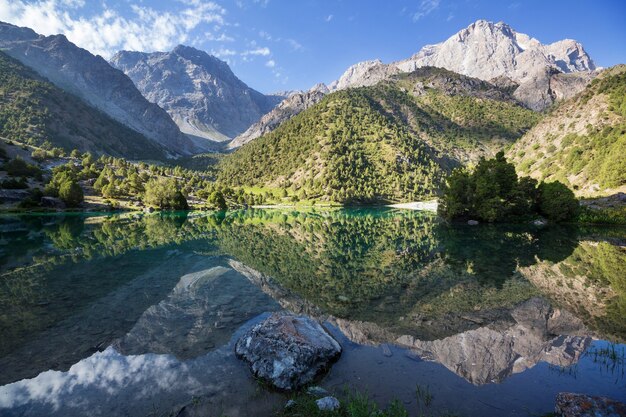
[235,313,341,390]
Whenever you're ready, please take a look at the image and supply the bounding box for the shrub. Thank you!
[1,177,28,189]
[18,188,43,208]
[207,190,227,211]
[31,148,49,162]
[537,181,578,222]
[143,178,189,210]
[3,157,41,178]
[58,180,84,207]
[440,153,577,223]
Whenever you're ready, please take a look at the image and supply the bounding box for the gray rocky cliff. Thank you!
[111,45,283,147]
[228,84,328,149]
[394,19,597,110]
[0,21,195,156]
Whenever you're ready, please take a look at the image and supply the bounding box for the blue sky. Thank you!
[1,0,625,93]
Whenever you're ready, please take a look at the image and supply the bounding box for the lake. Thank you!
[0,209,624,417]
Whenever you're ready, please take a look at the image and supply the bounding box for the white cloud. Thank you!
[325,14,334,22]
[412,0,440,21]
[241,46,270,56]
[206,32,235,42]
[212,47,237,57]
[286,38,302,51]
[0,0,228,58]
[265,59,275,68]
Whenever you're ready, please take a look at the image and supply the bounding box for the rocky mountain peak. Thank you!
[397,19,595,81]
[111,45,282,145]
[329,59,400,91]
[0,21,38,43]
[170,44,235,78]
[310,82,330,94]
[0,21,195,156]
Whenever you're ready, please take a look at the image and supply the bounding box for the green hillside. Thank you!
[508,65,626,196]
[219,68,540,203]
[0,51,166,160]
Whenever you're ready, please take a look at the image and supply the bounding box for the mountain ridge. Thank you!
[220,67,540,203]
[0,21,196,156]
[110,45,284,146]
[228,19,598,150]
[0,51,167,159]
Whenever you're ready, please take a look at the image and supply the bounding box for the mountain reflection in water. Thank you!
[0,210,624,416]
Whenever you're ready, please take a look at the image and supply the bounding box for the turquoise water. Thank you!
[0,209,624,416]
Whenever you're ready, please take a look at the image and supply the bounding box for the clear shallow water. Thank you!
[0,209,624,416]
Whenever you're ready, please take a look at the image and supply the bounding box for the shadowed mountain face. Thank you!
[0,21,195,156]
[111,46,284,146]
[0,51,167,159]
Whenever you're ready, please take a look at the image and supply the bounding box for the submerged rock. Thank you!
[555,392,626,416]
[235,313,341,391]
[316,396,340,411]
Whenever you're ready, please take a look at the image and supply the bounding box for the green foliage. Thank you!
[43,163,84,207]
[537,181,579,222]
[278,390,409,417]
[1,177,28,189]
[2,157,41,178]
[17,188,43,208]
[58,179,84,207]
[207,190,227,211]
[218,69,539,204]
[510,67,626,192]
[219,89,444,203]
[0,51,165,159]
[143,177,189,210]
[439,152,548,222]
[576,206,626,225]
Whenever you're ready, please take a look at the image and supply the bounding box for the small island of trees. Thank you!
[439,152,578,223]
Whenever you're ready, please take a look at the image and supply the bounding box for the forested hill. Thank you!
[508,65,626,197]
[0,51,166,160]
[218,67,540,204]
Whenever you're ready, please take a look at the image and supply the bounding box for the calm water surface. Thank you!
[0,209,624,417]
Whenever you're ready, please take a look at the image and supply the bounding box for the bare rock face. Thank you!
[555,392,626,417]
[228,85,328,149]
[111,46,283,147]
[394,20,596,110]
[0,21,195,156]
[329,59,400,91]
[330,20,596,111]
[397,298,591,385]
[396,20,595,81]
[235,313,341,391]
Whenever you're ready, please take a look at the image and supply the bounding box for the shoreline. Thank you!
[386,200,438,211]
